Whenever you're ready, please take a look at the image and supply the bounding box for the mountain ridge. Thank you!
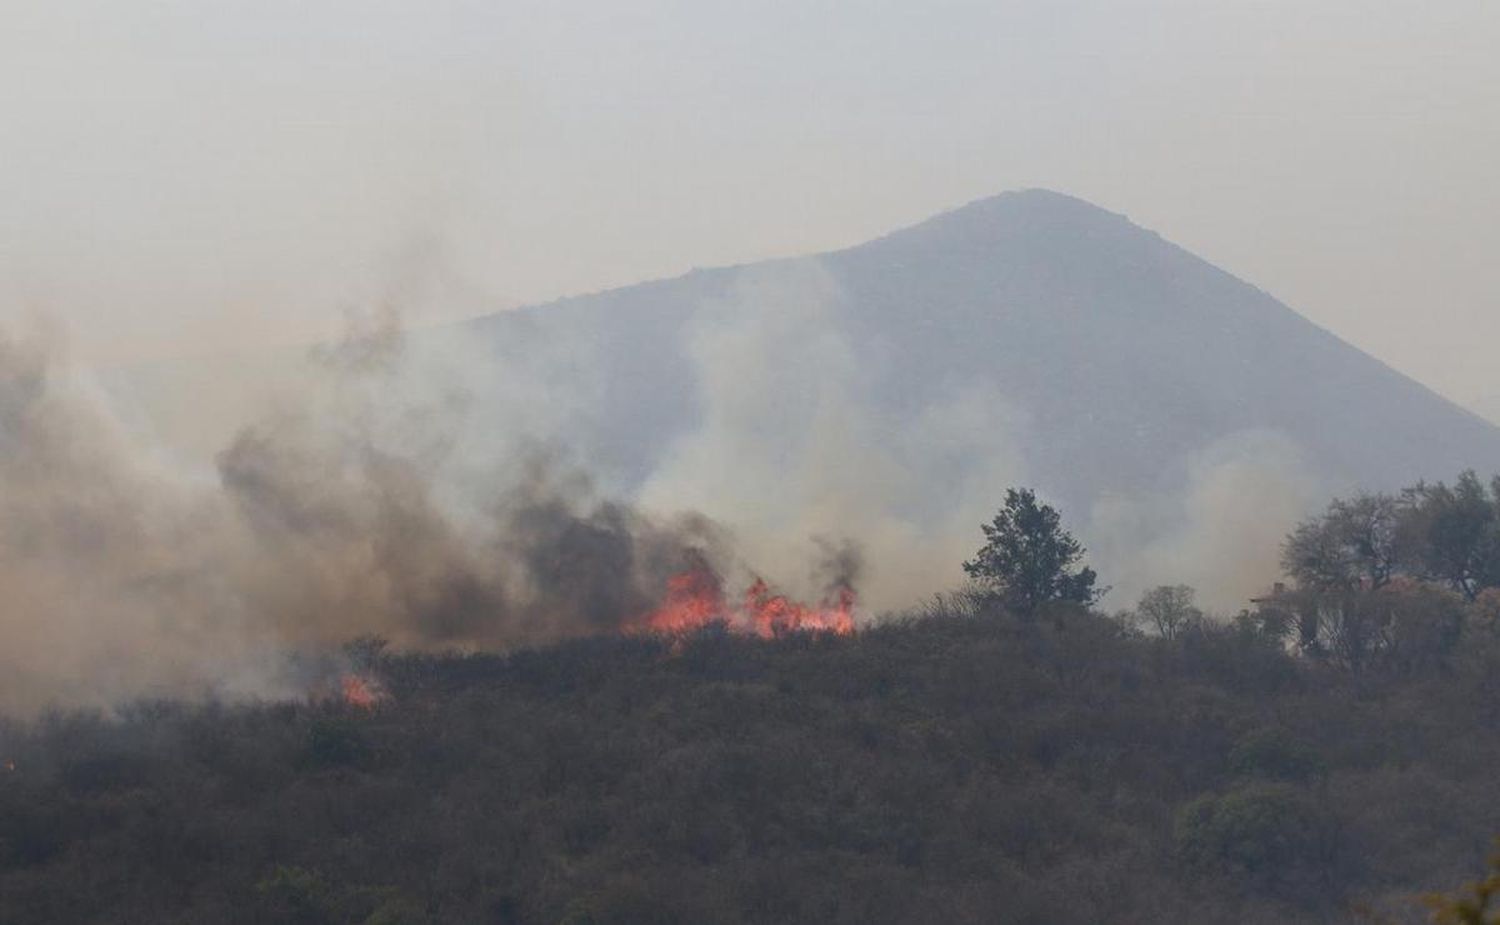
[103,190,1500,606]
[457,189,1500,513]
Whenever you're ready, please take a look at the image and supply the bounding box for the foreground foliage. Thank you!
[1423,844,1500,925]
[2,599,1500,924]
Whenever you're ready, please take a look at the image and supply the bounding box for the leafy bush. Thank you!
[1230,728,1325,782]
[1176,783,1344,900]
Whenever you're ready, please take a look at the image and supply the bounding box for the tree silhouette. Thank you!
[963,488,1101,614]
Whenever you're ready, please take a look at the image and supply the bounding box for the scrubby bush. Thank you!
[2,600,1499,923]
[1176,783,1345,900]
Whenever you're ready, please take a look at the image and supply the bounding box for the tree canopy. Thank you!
[1283,472,1500,601]
[963,488,1100,613]
[1134,584,1204,640]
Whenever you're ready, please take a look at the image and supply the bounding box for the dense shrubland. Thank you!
[4,475,1500,923]
[2,596,1500,923]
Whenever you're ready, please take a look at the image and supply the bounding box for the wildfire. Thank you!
[340,674,383,709]
[640,569,856,637]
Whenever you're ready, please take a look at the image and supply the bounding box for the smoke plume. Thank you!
[639,261,1029,610]
[1084,430,1322,613]
[0,316,732,713]
[0,262,1327,713]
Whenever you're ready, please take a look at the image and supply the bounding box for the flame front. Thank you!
[640,569,856,637]
[742,578,856,636]
[341,674,381,709]
[645,570,729,633]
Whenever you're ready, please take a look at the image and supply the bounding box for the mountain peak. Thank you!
[450,189,1500,538]
[949,188,1129,225]
[858,188,1143,260]
[970,186,1112,210]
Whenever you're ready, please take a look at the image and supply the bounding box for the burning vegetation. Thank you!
[6,595,1500,925]
[0,319,879,714]
[639,570,857,637]
[338,675,383,710]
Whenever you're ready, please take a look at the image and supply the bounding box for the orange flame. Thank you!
[742,578,856,636]
[639,569,856,637]
[644,569,729,632]
[340,674,382,709]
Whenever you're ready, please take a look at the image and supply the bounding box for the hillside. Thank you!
[459,189,1500,511]
[3,603,1498,924]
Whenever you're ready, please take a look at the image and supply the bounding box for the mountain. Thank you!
[100,190,1500,609]
[457,189,1500,514]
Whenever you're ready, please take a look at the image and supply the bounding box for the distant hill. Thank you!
[441,191,1500,597]
[461,190,1500,507]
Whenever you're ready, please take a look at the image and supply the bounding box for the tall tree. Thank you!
[1282,492,1405,592]
[1404,472,1500,601]
[964,488,1100,614]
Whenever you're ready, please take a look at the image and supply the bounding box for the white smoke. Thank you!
[638,261,1029,610]
[0,267,1336,714]
[1084,430,1323,613]
[0,312,709,714]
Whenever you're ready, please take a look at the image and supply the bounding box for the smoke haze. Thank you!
[0,314,737,713]
[1084,431,1322,613]
[639,261,1030,610]
[5,3,1498,424]
[0,273,1321,712]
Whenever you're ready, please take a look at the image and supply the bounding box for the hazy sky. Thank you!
[3,2,1498,419]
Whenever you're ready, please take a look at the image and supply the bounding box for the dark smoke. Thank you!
[812,536,864,603]
[0,315,836,713]
[217,416,734,647]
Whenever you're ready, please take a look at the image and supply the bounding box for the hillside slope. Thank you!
[461,190,1500,512]
[3,605,1498,923]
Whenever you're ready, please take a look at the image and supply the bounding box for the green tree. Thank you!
[1404,473,1500,601]
[963,488,1100,614]
[1283,492,1406,592]
[1175,783,1344,901]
